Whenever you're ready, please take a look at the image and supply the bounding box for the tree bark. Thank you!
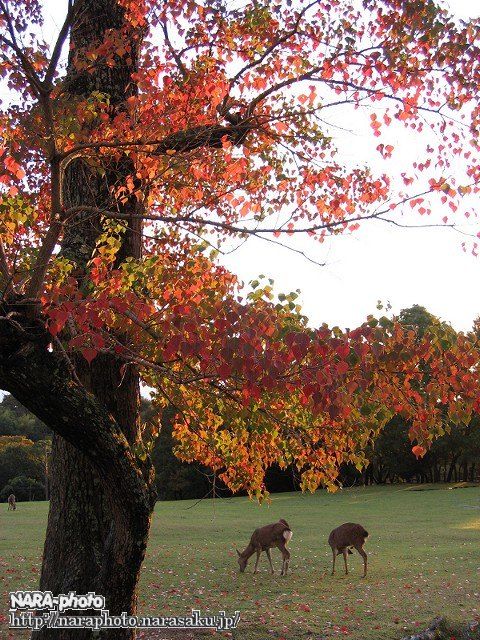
[35,1,149,638]
[0,300,155,640]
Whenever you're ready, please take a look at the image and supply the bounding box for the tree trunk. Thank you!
[44,442,49,501]
[0,320,155,640]
[470,462,476,482]
[446,456,458,482]
[36,1,149,638]
[39,440,110,640]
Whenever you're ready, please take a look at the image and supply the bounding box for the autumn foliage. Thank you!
[1,0,480,496]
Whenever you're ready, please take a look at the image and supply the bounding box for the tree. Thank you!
[0,474,45,501]
[0,1,479,639]
[355,307,480,486]
[0,393,51,440]
[399,305,449,339]
[360,415,480,485]
[0,436,45,490]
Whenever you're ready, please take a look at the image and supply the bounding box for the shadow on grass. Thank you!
[400,617,480,640]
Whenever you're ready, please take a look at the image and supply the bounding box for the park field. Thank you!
[0,485,479,639]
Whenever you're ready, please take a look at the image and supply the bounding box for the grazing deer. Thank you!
[237,518,293,575]
[7,494,16,511]
[328,522,368,577]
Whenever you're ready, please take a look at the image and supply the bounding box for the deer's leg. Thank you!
[276,543,285,575]
[355,544,367,577]
[253,550,261,574]
[331,547,336,575]
[266,548,275,574]
[282,547,290,575]
[277,543,290,576]
[342,549,349,575]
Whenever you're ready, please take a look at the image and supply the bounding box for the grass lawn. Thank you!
[0,485,479,639]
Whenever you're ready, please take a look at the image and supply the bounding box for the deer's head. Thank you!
[236,549,247,573]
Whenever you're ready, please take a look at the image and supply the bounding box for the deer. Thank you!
[7,494,16,511]
[328,522,368,577]
[236,518,293,576]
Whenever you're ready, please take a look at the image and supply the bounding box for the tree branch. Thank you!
[0,316,155,521]
[160,19,188,79]
[0,0,45,95]
[58,119,257,160]
[25,160,63,300]
[60,185,460,237]
[229,0,319,86]
[0,239,11,287]
[152,121,255,153]
[44,0,77,88]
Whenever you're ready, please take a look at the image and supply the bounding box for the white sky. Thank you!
[218,0,480,333]
[4,0,480,335]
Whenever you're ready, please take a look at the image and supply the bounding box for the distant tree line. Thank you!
[0,305,478,501]
[340,415,480,487]
[150,412,480,497]
[0,395,50,501]
[1,394,477,502]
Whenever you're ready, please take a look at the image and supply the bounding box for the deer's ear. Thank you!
[236,549,241,557]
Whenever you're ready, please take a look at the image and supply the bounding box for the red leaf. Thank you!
[412,445,426,459]
[336,360,349,375]
[81,347,98,364]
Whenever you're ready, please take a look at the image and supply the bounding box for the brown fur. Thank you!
[237,519,292,575]
[328,523,368,577]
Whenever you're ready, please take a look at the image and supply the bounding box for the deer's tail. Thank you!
[283,529,293,544]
